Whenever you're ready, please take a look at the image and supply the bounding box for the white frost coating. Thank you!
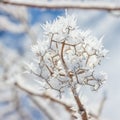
[27,14,108,97]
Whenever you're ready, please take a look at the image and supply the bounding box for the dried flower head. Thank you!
[27,14,108,96]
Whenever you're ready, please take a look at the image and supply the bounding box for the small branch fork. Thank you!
[1,0,120,11]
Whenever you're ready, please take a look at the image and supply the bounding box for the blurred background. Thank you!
[0,0,120,120]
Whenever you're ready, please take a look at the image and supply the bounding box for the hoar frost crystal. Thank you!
[29,14,108,97]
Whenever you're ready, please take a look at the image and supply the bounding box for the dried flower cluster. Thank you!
[28,14,108,96]
[26,14,108,120]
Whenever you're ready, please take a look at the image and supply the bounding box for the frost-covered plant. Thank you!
[26,14,108,120]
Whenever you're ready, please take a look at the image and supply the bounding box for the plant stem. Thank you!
[71,88,88,120]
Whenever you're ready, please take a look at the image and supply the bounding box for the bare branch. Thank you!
[0,0,120,11]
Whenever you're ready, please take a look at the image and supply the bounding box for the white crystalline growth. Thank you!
[27,14,108,95]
